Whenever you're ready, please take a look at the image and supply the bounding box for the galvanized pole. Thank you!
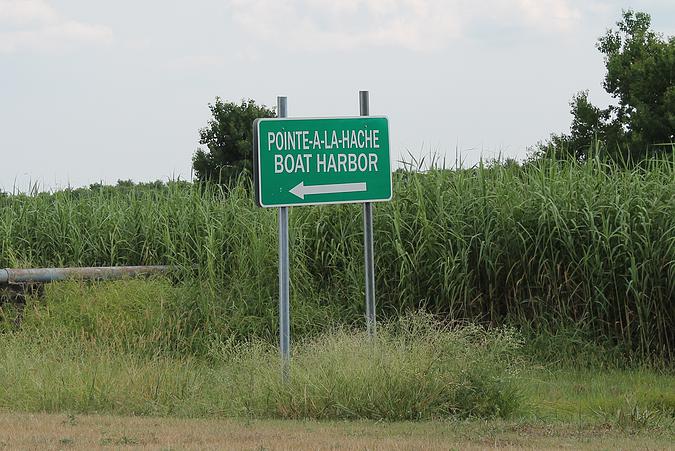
[277,96,290,381]
[360,90,376,336]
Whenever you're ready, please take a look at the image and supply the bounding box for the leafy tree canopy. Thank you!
[192,98,275,185]
[536,10,674,162]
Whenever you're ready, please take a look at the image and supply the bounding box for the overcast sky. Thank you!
[1,0,673,191]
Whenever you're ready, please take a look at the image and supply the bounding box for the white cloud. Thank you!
[0,0,57,25]
[228,0,460,52]
[515,0,582,31]
[226,0,594,52]
[0,0,112,53]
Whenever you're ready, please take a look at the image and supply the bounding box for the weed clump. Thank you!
[197,314,523,420]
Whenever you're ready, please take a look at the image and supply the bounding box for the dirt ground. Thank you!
[0,412,672,450]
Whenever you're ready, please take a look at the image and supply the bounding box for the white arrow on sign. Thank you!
[289,181,367,200]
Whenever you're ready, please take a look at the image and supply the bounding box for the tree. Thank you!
[192,98,275,185]
[537,10,674,162]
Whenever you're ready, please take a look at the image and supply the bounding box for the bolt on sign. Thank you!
[253,117,392,207]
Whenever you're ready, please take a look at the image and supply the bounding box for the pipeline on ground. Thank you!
[0,266,170,285]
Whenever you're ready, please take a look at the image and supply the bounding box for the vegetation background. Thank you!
[0,9,673,429]
[1,155,673,362]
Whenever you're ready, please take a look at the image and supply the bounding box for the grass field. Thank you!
[1,282,673,426]
[1,158,673,448]
[0,318,673,449]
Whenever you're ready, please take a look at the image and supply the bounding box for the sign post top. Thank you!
[254,116,392,208]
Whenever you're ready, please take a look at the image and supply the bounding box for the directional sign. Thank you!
[253,117,392,207]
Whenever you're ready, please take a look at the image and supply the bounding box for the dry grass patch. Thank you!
[0,412,673,450]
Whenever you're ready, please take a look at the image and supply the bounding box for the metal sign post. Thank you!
[360,91,376,336]
[253,92,391,381]
[277,96,290,382]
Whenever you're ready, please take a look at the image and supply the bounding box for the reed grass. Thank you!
[1,156,673,360]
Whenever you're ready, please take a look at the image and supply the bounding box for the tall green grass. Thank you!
[1,156,673,360]
[0,312,523,420]
[12,279,345,356]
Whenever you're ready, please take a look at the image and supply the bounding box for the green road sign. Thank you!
[254,117,392,207]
